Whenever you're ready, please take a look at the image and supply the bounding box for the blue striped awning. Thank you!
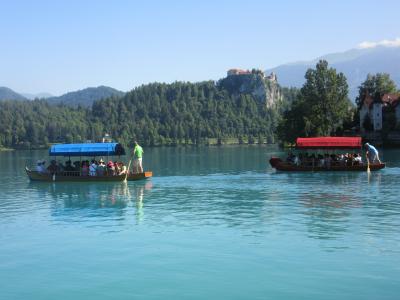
[49,143,126,156]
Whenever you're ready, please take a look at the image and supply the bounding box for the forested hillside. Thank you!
[0,75,295,149]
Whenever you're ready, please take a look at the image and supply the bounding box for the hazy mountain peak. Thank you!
[0,87,27,101]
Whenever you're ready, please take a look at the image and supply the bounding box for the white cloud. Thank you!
[358,38,400,49]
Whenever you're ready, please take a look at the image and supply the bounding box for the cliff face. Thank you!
[218,71,282,108]
[264,79,282,108]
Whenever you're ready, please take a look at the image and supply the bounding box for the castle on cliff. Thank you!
[227,68,277,82]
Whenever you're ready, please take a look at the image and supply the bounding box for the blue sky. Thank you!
[1,0,399,95]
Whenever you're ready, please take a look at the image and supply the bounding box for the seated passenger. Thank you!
[339,154,346,166]
[64,160,75,172]
[107,161,115,175]
[353,153,362,165]
[47,160,58,175]
[97,159,106,176]
[36,160,46,173]
[345,153,353,166]
[114,161,121,174]
[89,160,97,176]
[73,161,80,171]
[318,154,324,167]
[118,162,127,175]
[81,161,89,176]
[57,160,65,173]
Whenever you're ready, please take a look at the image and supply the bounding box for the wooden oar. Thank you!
[366,156,371,173]
[125,151,134,181]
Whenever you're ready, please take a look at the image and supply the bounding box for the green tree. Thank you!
[278,60,352,143]
[356,73,397,108]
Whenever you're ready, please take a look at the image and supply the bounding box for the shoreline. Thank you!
[3,137,400,151]
[2,143,279,152]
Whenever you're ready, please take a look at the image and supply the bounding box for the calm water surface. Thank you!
[0,146,399,299]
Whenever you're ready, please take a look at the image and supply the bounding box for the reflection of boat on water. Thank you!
[25,142,152,182]
[270,137,385,172]
[30,180,153,216]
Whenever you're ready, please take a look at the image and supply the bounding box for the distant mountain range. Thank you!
[46,86,125,107]
[265,46,400,100]
[0,86,124,107]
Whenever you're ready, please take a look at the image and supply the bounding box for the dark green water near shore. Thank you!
[1,146,399,299]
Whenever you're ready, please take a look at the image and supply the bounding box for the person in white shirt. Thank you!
[118,162,127,175]
[35,160,46,173]
[89,160,97,176]
[353,153,362,165]
[96,159,106,176]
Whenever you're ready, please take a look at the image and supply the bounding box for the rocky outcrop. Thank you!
[218,70,283,108]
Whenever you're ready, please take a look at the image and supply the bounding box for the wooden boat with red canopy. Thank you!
[25,142,153,182]
[269,137,385,171]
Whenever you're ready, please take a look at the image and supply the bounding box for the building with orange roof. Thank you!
[227,69,251,76]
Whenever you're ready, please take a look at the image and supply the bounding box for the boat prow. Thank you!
[126,171,153,181]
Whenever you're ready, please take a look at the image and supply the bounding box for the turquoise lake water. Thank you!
[1,146,399,299]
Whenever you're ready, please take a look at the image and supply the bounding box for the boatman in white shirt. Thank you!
[365,143,382,164]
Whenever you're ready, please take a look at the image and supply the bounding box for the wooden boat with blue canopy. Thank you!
[269,137,385,171]
[25,142,153,182]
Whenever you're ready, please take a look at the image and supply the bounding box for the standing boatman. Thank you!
[133,141,144,173]
[365,143,382,164]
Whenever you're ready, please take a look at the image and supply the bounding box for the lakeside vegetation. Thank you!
[1,61,399,150]
[0,77,297,149]
[277,60,354,143]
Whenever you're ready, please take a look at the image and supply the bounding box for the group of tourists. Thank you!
[36,159,128,176]
[35,141,145,177]
[286,152,364,168]
[285,143,382,168]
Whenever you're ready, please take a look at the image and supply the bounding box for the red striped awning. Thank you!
[296,137,362,149]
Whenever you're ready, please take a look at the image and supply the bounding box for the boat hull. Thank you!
[26,167,152,182]
[269,157,385,172]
